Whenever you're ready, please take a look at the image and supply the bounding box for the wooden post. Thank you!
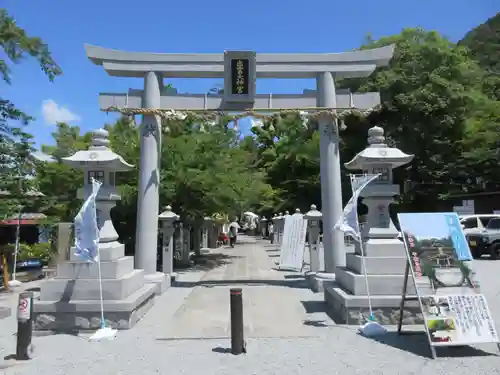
[2,252,9,291]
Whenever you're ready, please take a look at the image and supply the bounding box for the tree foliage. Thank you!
[103,117,274,251]
[460,12,500,100]
[339,28,486,208]
[0,8,62,219]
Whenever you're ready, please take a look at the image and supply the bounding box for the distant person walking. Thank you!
[268,223,274,243]
[228,219,240,248]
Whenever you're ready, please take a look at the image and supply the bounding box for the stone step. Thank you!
[324,283,422,325]
[324,283,418,308]
[361,238,408,257]
[69,242,125,262]
[33,283,157,331]
[335,267,416,295]
[345,253,407,275]
[39,269,144,301]
[56,256,134,280]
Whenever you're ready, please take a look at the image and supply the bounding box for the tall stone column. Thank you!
[316,72,345,272]
[135,71,166,293]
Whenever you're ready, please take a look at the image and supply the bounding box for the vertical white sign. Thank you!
[278,213,308,271]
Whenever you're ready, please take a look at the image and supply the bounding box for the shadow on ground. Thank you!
[300,300,336,328]
[173,278,310,289]
[174,253,241,274]
[301,300,327,314]
[362,331,497,358]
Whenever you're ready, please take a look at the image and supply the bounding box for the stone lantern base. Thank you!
[33,241,156,331]
[324,229,424,325]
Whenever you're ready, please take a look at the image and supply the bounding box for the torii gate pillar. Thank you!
[316,71,344,273]
[135,71,165,293]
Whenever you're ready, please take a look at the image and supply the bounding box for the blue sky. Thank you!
[3,0,499,149]
[399,213,455,239]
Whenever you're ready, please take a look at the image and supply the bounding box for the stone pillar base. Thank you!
[306,272,336,293]
[33,284,156,331]
[144,272,169,295]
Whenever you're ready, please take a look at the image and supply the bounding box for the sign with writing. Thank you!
[224,50,256,104]
[18,296,31,321]
[230,59,249,95]
[278,213,308,271]
[142,122,157,137]
[421,294,497,345]
[398,212,499,354]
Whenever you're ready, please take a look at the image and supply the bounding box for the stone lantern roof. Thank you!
[344,126,414,170]
[158,205,179,221]
[305,204,322,219]
[62,128,134,171]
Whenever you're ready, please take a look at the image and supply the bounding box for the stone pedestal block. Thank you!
[324,283,423,325]
[325,229,419,323]
[33,241,156,331]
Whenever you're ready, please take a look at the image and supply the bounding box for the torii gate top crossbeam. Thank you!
[84,44,395,79]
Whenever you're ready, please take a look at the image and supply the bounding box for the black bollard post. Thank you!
[230,288,246,355]
[16,291,34,360]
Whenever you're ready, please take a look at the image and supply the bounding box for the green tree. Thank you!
[36,123,91,221]
[105,116,274,254]
[0,8,62,218]
[250,114,321,213]
[339,28,486,209]
[459,12,500,100]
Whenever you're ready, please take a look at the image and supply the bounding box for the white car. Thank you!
[459,214,500,235]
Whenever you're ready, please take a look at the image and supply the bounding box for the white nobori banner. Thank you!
[278,213,308,271]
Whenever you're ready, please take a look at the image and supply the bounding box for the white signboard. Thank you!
[278,213,308,271]
[398,212,499,358]
[421,294,498,346]
[18,296,31,321]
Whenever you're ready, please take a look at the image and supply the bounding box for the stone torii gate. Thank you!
[85,44,394,292]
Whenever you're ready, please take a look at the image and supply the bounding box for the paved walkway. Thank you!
[162,236,331,339]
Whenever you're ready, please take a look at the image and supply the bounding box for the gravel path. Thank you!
[1,236,500,374]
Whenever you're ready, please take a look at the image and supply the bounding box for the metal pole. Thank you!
[16,291,34,360]
[12,207,22,283]
[230,288,245,355]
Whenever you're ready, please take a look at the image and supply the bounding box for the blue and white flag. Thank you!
[74,178,102,262]
[334,174,380,242]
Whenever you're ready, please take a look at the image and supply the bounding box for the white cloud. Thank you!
[41,99,81,125]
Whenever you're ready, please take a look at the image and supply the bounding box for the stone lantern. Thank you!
[305,204,323,273]
[344,125,414,237]
[325,126,415,324]
[33,128,157,331]
[276,212,285,245]
[158,205,179,281]
[201,216,213,251]
[271,214,278,244]
[65,128,133,243]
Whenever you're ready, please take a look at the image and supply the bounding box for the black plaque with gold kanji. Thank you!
[230,59,249,95]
